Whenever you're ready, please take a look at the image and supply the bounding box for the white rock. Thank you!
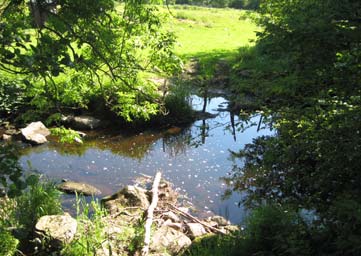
[35,214,77,247]
[21,121,50,145]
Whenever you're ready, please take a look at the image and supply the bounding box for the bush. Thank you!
[62,197,108,256]
[0,76,28,118]
[0,174,62,255]
[242,205,311,256]
[0,229,19,256]
[183,233,243,256]
[164,83,194,124]
[15,175,62,239]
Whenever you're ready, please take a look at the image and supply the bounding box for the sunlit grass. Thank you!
[163,5,259,58]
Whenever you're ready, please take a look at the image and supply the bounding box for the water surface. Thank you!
[20,95,272,223]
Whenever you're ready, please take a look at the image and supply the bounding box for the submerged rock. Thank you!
[35,214,77,248]
[150,226,191,255]
[102,185,150,214]
[21,121,50,145]
[58,181,101,196]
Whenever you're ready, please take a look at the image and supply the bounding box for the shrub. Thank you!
[0,229,19,256]
[15,175,63,244]
[242,205,311,256]
[164,83,194,124]
[62,197,108,256]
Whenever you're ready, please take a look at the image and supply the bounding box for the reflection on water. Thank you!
[19,95,272,223]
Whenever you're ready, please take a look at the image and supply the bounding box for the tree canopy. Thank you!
[0,0,181,121]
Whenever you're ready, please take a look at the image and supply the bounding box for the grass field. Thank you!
[164,5,259,59]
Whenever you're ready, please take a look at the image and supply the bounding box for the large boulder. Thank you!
[21,121,50,145]
[150,226,191,255]
[57,181,101,196]
[35,214,77,248]
[102,185,150,214]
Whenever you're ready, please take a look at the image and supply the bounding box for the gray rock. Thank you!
[150,226,191,255]
[186,223,208,239]
[162,211,180,223]
[4,129,19,135]
[63,115,101,130]
[35,214,77,248]
[209,215,230,226]
[163,221,182,231]
[58,181,101,196]
[102,185,150,214]
[224,225,240,233]
[21,121,50,145]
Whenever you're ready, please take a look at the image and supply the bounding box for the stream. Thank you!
[19,95,272,224]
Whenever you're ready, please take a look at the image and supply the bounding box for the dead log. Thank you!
[141,171,162,256]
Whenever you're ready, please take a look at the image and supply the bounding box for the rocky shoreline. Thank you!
[36,174,239,256]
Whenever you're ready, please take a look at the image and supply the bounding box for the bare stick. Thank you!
[167,204,227,235]
[141,171,162,256]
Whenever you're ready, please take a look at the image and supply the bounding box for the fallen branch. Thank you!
[167,203,227,235]
[141,171,162,256]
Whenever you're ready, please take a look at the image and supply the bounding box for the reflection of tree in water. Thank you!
[20,131,161,159]
[162,129,193,157]
[221,135,286,208]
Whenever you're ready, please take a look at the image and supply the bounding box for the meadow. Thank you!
[165,5,258,58]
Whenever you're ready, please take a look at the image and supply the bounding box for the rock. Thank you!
[186,223,208,239]
[238,69,252,77]
[208,215,230,226]
[102,185,150,214]
[224,225,240,233]
[178,207,190,214]
[150,226,191,255]
[63,115,101,130]
[163,221,183,231]
[35,214,77,248]
[21,121,50,145]
[76,131,87,137]
[4,129,19,135]
[2,134,12,141]
[203,220,218,228]
[58,181,101,196]
[162,211,180,223]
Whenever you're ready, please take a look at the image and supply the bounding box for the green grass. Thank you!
[164,5,259,58]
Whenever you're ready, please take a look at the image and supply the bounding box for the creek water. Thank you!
[19,95,272,224]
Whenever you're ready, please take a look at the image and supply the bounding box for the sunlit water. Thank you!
[19,95,272,223]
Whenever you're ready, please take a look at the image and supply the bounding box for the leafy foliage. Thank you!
[226,0,361,254]
[0,144,27,197]
[50,126,82,143]
[0,76,28,118]
[0,0,181,121]
[0,174,62,255]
